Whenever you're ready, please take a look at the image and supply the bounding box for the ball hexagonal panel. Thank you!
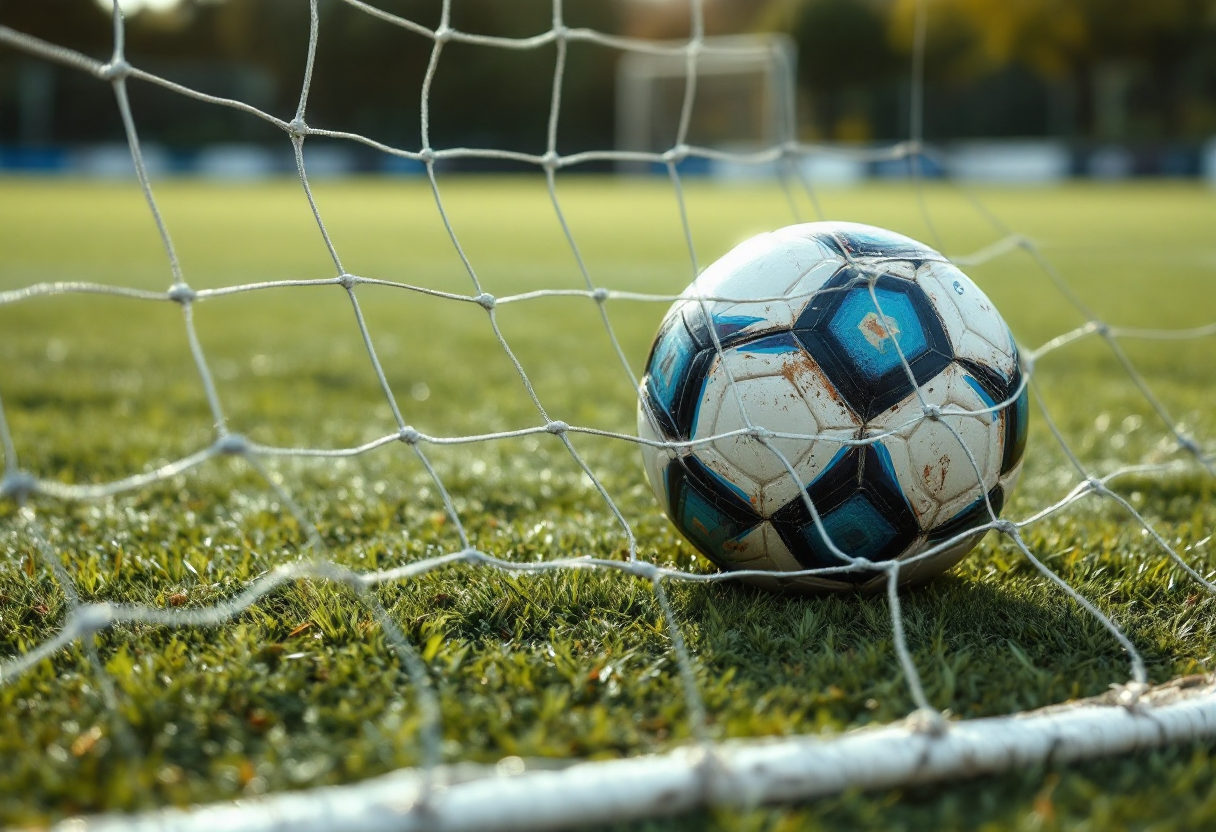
[915,261,1017,381]
[680,231,843,349]
[769,443,920,577]
[793,268,953,421]
[693,333,861,517]
[873,362,1003,530]
[664,454,762,569]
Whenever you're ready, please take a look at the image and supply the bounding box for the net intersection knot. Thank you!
[662,145,690,165]
[71,603,115,635]
[0,470,36,503]
[629,561,660,581]
[98,59,132,81]
[167,283,197,304]
[1112,680,1151,712]
[1084,476,1110,497]
[398,427,423,445]
[907,706,949,738]
[993,519,1019,536]
[545,420,570,435]
[921,403,943,421]
[215,433,249,456]
[473,293,496,311]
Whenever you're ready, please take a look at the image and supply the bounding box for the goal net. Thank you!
[1,1,1214,829]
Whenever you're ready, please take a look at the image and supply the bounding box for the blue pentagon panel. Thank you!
[794,268,953,421]
[770,443,920,579]
[666,455,762,569]
[927,485,1005,544]
[827,288,929,381]
[641,310,717,442]
[646,314,697,414]
[799,493,900,565]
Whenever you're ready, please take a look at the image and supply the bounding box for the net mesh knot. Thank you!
[215,433,249,456]
[630,561,660,581]
[906,706,948,737]
[72,603,115,634]
[474,293,496,311]
[993,519,1018,536]
[0,471,36,503]
[167,284,196,304]
[662,145,689,165]
[98,59,132,81]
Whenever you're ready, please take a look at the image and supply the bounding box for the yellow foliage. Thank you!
[889,0,1087,77]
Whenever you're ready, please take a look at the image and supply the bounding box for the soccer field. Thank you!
[1,177,1214,828]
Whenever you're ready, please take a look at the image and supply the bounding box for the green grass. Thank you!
[0,177,1213,830]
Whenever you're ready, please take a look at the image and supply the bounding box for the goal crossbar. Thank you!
[68,677,1216,832]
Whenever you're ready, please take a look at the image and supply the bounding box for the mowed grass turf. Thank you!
[0,177,1214,830]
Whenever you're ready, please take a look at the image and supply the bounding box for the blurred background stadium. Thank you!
[4,0,1216,181]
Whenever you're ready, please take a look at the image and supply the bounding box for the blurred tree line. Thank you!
[776,0,1216,143]
[2,0,1216,153]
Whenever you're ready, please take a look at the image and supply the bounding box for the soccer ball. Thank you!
[637,221,1028,593]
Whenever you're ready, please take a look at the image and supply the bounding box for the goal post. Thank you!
[615,34,798,173]
[67,678,1216,832]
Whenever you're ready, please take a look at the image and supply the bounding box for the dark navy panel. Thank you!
[681,302,779,351]
[927,484,1005,544]
[641,311,718,442]
[955,357,1009,408]
[1002,370,1029,474]
[813,227,939,262]
[666,455,763,569]
[794,268,953,422]
[770,441,920,579]
[957,354,1029,475]
[646,314,698,414]
[735,331,803,356]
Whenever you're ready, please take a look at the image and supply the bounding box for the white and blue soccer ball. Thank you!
[637,222,1028,593]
